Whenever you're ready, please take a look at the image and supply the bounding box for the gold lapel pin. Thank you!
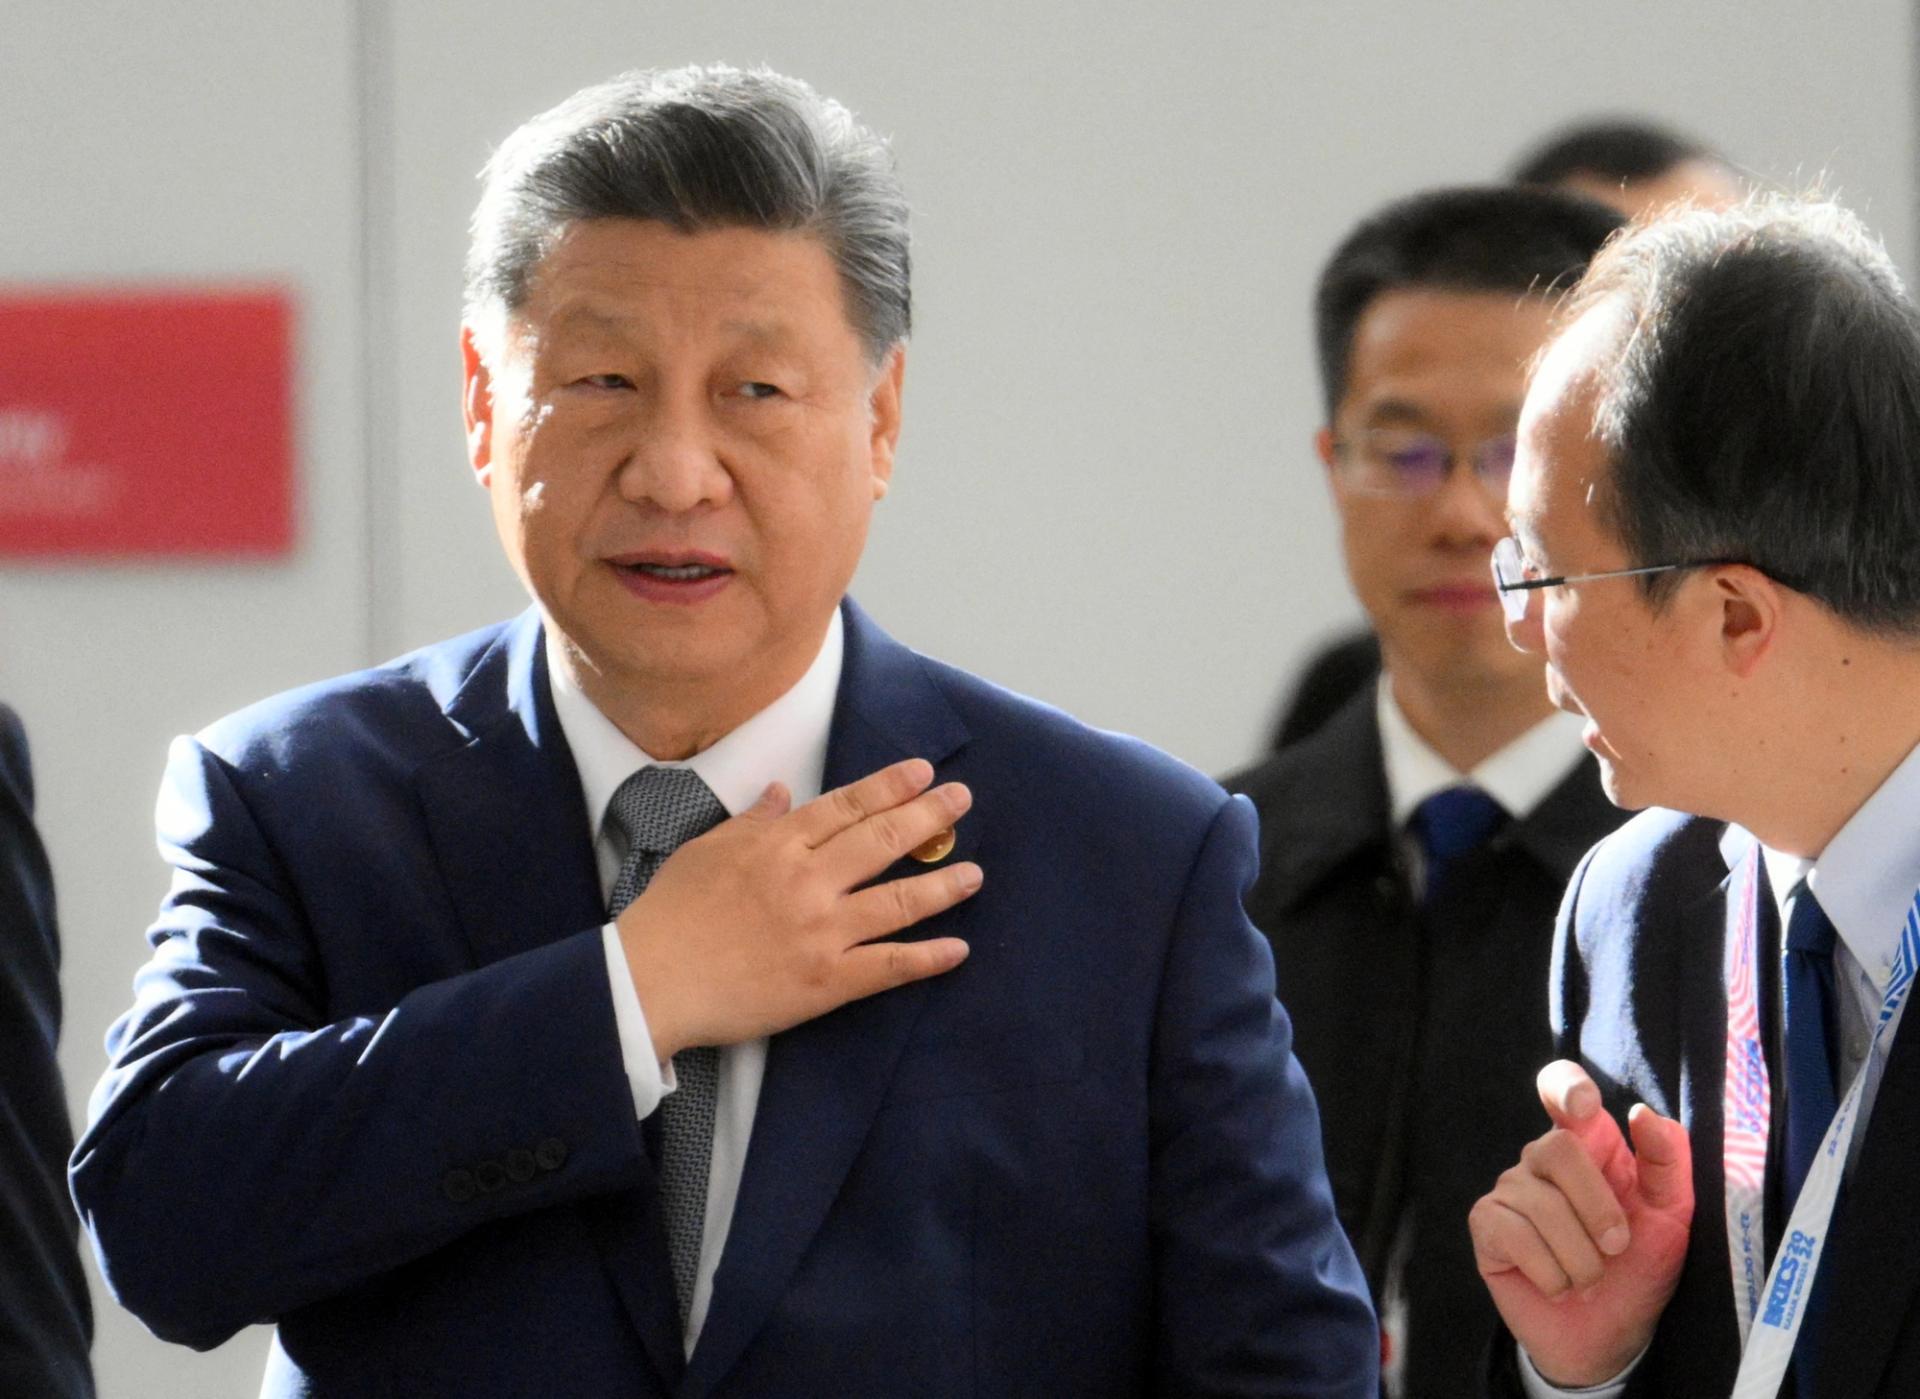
[911,828,956,863]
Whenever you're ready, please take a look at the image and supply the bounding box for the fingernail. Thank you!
[1569,1082,1599,1118]
[955,863,983,892]
[1600,1225,1630,1255]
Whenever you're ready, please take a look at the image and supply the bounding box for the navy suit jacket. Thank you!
[0,706,93,1398]
[73,602,1375,1398]
[1491,808,1920,1398]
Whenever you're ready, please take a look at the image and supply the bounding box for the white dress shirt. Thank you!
[1373,679,1588,1397]
[1521,741,1920,1398]
[545,608,844,1356]
[1376,678,1588,864]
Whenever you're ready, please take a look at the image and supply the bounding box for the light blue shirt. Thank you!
[1524,739,1920,1397]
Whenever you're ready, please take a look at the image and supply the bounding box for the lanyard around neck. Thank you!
[1721,847,1920,1396]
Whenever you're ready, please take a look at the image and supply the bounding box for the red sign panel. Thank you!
[0,289,295,557]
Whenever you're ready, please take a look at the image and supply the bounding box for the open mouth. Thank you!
[621,561,730,582]
[607,553,735,603]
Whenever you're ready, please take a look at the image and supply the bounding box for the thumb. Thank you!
[1537,1058,1603,1127]
[1627,1103,1694,1212]
[1538,1059,1634,1197]
[742,782,792,821]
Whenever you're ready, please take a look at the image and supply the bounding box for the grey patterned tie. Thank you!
[605,765,729,1332]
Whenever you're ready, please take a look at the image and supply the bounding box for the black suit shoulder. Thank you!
[1266,630,1383,750]
[1223,688,1393,913]
[0,706,94,1399]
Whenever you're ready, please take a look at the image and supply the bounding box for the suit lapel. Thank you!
[412,610,686,1388]
[414,610,605,968]
[682,600,971,1396]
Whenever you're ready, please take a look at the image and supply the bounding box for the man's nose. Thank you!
[1426,460,1506,544]
[617,400,734,512]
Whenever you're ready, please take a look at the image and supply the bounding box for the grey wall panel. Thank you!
[1,3,364,1394]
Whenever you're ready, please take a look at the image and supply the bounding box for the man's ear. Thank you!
[1715,565,1782,679]
[1315,427,1350,510]
[460,324,494,487]
[867,345,905,501]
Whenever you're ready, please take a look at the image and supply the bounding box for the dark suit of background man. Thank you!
[1266,120,1742,755]
[1472,196,1920,1398]
[1225,187,1626,1397]
[0,704,93,1398]
[69,65,1376,1397]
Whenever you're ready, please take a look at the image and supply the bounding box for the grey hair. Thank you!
[1564,192,1920,634]
[464,64,910,365]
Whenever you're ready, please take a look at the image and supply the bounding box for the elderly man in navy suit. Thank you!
[1472,197,1920,1398]
[71,66,1374,1397]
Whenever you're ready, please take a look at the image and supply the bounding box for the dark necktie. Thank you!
[1782,880,1840,1213]
[1408,785,1506,903]
[605,765,730,1333]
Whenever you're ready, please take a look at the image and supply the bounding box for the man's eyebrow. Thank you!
[546,305,642,337]
[718,318,799,348]
[1358,398,1436,428]
[545,307,798,348]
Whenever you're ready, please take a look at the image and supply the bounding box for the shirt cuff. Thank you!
[601,922,675,1118]
[1517,1344,1644,1399]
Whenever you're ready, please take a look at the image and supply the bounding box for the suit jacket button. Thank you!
[475,1160,508,1193]
[505,1148,537,1183]
[442,1168,477,1203]
[911,828,955,862]
[535,1138,568,1172]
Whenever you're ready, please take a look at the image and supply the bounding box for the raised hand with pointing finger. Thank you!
[1469,1059,1695,1389]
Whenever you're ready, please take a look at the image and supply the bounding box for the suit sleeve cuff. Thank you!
[1517,1344,1643,1399]
[600,922,675,1118]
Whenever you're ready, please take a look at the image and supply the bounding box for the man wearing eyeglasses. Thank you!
[1225,186,1625,1397]
[1471,197,1920,1399]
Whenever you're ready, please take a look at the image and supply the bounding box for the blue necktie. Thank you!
[1408,785,1506,903]
[1782,880,1840,1213]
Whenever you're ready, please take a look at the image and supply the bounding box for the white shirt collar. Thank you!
[1753,738,1920,991]
[1376,674,1588,828]
[544,608,845,836]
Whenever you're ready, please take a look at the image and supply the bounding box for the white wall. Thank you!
[4,2,1913,1393]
